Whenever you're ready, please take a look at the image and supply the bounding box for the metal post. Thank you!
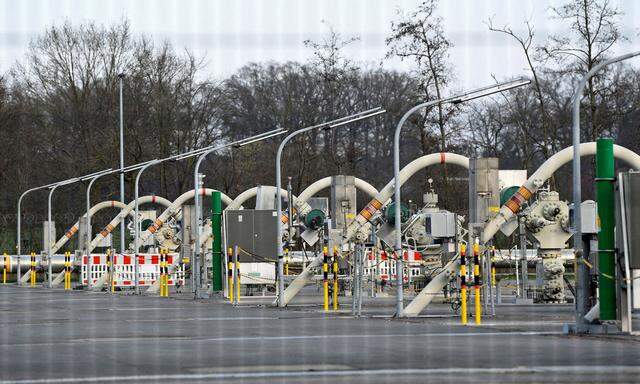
[351,244,358,316]
[16,191,29,286]
[85,178,96,289]
[134,160,158,295]
[570,51,640,332]
[193,171,203,298]
[460,243,468,325]
[519,216,528,299]
[357,244,363,317]
[17,186,55,285]
[118,73,126,257]
[46,185,59,288]
[233,245,239,305]
[287,177,294,247]
[193,160,214,298]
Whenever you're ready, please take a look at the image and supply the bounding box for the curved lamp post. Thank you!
[275,107,387,307]
[393,78,531,316]
[16,182,57,285]
[192,128,287,298]
[45,169,110,288]
[84,169,114,289]
[571,51,640,332]
[133,160,160,294]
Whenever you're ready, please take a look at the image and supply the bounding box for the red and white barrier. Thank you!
[81,253,185,287]
[364,249,423,282]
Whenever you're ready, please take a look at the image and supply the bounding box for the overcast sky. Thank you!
[0,0,638,89]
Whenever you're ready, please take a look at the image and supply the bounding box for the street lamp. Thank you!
[83,161,168,290]
[275,107,387,307]
[570,51,640,333]
[191,128,287,298]
[392,78,531,316]
[123,128,285,295]
[118,73,126,257]
[133,160,160,294]
[16,181,58,285]
[84,168,115,290]
[46,170,108,288]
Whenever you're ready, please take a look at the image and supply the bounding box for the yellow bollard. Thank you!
[3,252,7,284]
[106,250,115,293]
[159,251,163,297]
[163,253,167,297]
[332,246,339,311]
[460,244,467,325]
[284,248,289,276]
[236,259,241,303]
[160,249,169,297]
[322,246,329,312]
[473,241,482,325]
[30,252,36,286]
[63,251,70,290]
[227,247,234,303]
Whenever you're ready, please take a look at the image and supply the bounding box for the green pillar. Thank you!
[211,191,223,291]
[596,138,616,320]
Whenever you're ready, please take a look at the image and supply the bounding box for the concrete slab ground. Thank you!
[0,284,639,383]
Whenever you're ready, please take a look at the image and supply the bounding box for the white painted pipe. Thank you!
[282,152,469,306]
[345,153,469,243]
[49,196,172,286]
[481,143,640,243]
[296,177,378,204]
[138,189,232,247]
[403,257,459,317]
[226,187,294,210]
[88,195,174,252]
[407,143,640,317]
[51,200,128,255]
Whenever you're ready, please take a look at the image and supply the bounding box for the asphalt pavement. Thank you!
[0,284,638,383]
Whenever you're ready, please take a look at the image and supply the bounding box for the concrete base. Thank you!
[515,298,534,305]
[563,322,620,335]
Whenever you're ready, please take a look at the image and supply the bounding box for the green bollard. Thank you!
[211,191,223,291]
[596,138,616,320]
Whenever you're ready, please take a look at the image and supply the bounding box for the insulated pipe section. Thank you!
[296,177,379,203]
[282,153,469,306]
[481,142,640,243]
[403,257,460,317]
[228,178,378,224]
[295,177,379,219]
[405,143,640,317]
[346,153,469,242]
[88,195,173,252]
[51,200,128,255]
[138,189,232,246]
[227,187,297,211]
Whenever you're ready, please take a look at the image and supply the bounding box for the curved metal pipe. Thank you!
[227,186,298,213]
[88,195,174,253]
[346,153,470,242]
[282,152,470,306]
[481,142,640,244]
[50,200,128,255]
[137,189,232,248]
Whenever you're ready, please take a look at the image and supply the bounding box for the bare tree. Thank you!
[386,0,454,154]
[543,0,625,140]
[304,21,361,174]
[487,18,558,161]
